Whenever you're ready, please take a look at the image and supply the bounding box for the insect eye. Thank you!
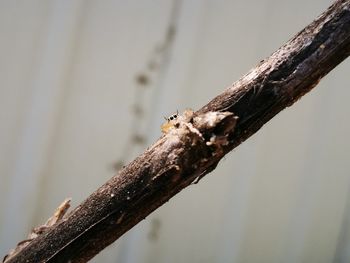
[169,116,173,120]
[174,114,177,118]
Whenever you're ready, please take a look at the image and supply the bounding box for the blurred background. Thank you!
[1,0,350,262]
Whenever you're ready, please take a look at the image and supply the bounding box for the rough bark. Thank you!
[4,0,350,262]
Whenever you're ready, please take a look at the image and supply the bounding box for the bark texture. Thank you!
[4,0,350,262]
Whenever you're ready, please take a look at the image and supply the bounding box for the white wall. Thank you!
[0,0,349,262]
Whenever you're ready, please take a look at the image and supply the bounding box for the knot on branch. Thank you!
[193,111,238,147]
[164,109,238,149]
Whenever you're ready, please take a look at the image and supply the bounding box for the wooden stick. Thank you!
[4,0,350,262]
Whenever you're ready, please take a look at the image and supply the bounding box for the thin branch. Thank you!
[4,0,350,262]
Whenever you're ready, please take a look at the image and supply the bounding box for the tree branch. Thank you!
[4,0,350,262]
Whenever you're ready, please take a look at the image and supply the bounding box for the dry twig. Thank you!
[4,0,350,262]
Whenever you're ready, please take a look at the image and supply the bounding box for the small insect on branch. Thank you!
[161,110,180,133]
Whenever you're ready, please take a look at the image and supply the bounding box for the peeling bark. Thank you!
[3,0,350,262]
